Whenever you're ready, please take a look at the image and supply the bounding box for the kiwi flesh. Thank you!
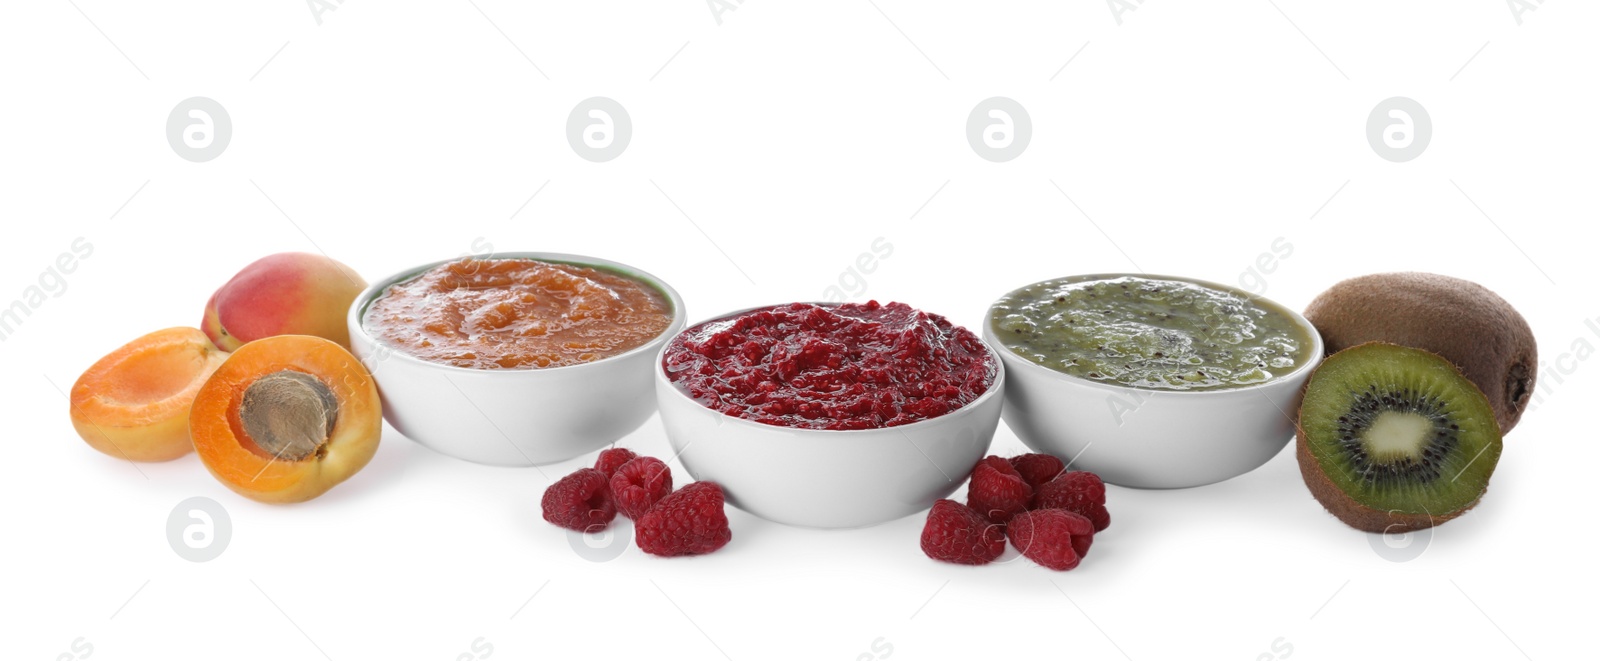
[1297,342,1503,533]
[1304,272,1536,434]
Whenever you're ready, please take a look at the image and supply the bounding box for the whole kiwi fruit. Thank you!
[1303,272,1536,434]
[1297,342,1503,533]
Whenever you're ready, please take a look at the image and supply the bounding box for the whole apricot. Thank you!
[201,252,366,351]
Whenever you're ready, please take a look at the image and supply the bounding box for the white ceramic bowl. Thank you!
[346,252,686,466]
[983,274,1324,489]
[655,304,1006,529]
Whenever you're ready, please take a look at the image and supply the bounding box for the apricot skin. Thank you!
[190,335,381,504]
[69,327,228,462]
[70,410,192,463]
[201,252,367,352]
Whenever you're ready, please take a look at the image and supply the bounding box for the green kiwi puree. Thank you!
[991,276,1315,391]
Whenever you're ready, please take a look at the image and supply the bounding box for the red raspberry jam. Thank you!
[662,301,996,430]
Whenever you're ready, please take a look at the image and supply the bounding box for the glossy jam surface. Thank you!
[364,258,673,370]
[991,276,1314,391]
[663,301,996,430]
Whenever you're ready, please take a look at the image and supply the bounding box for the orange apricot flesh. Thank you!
[190,335,381,503]
[69,327,229,462]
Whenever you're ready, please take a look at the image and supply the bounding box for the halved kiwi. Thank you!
[1297,342,1503,533]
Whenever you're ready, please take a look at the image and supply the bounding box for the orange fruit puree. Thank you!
[363,258,672,370]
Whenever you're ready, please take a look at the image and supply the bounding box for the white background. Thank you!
[3,1,1594,659]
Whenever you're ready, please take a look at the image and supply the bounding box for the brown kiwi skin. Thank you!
[1304,272,1536,434]
[1294,342,1489,533]
[1296,426,1477,534]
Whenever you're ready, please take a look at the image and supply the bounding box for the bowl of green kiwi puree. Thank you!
[989,275,1315,391]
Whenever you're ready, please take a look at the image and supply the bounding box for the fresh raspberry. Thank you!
[1007,509,1094,571]
[1034,470,1111,531]
[593,447,639,479]
[611,456,674,519]
[919,499,1006,565]
[541,468,616,532]
[966,455,1033,523]
[636,482,732,556]
[1007,453,1066,489]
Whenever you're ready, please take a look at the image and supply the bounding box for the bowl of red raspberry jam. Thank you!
[656,301,1004,528]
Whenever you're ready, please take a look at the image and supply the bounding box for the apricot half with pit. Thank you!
[69,327,229,462]
[202,252,367,351]
[190,335,381,503]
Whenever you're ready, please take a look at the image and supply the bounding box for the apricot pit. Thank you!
[239,370,340,462]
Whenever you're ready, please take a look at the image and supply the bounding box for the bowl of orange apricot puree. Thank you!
[346,253,685,466]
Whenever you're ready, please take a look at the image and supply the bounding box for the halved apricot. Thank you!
[70,327,229,462]
[190,335,381,503]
